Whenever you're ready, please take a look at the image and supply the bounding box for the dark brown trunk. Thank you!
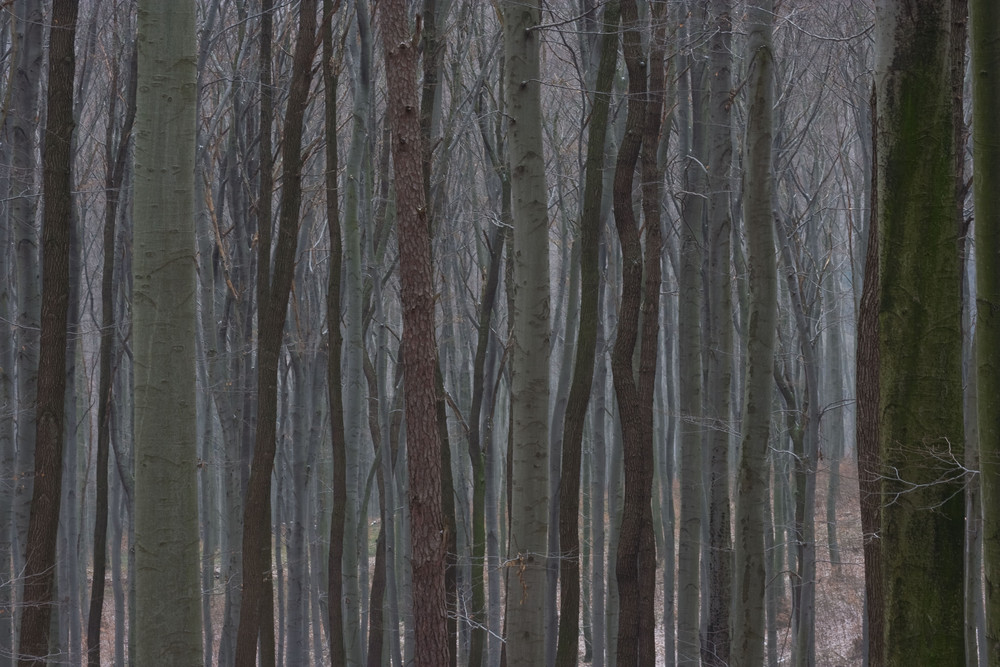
[235,2,317,664]
[613,1,664,665]
[555,4,618,666]
[417,3,458,661]
[323,1,349,662]
[379,1,449,665]
[323,1,348,663]
[17,2,78,663]
[857,84,883,667]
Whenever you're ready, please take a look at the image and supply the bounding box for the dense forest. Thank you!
[1,0,997,665]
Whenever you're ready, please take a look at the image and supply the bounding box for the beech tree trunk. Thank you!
[130,0,205,663]
[502,1,551,663]
[731,2,775,662]
[874,1,965,663]
[10,5,44,655]
[677,4,707,662]
[703,1,734,662]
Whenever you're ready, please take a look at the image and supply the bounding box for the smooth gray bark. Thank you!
[342,5,372,663]
[132,0,204,661]
[502,2,551,663]
[731,3,776,662]
[10,6,44,652]
[703,2,734,662]
[677,4,707,662]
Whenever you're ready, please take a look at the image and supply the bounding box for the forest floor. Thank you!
[650,460,866,666]
[94,461,865,665]
[779,460,865,665]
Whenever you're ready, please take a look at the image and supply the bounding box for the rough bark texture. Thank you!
[875,1,965,663]
[731,2,775,663]
[379,1,450,665]
[235,2,316,663]
[131,0,204,663]
[556,3,618,666]
[417,3,460,662]
[972,0,1000,662]
[857,84,884,667]
[502,1,551,664]
[16,3,77,663]
[612,1,665,665]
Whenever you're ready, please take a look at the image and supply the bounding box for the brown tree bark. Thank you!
[613,1,665,665]
[235,2,317,664]
[16,2,78,663]
[417,3,459,662]
[856,86,884,667]
[379,1,449,665]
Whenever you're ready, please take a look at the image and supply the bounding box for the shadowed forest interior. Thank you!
[2,0,999,665]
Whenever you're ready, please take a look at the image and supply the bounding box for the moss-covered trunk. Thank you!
[972,0,1000,662]
[874,1,965,663]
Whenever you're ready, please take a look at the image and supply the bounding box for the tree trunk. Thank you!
[856,84,884,667]
[16,3,77,662]
[556,4,618,667]
[972,0,1000,661]
[10,4,44,654]
[131,0,203,662]
[592,265,610,667]
[416,4,460,662]
[677,3,707,662]
[703,1,734,662]
[342,4,373,663]
[502,1,551,663]
[875,1,965,663]
[472,64,512,667]
[379,1,450,664]
[322,1,348,662]
[612,1,665,665]
[235,2,317,663]
[731,2,775,663]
